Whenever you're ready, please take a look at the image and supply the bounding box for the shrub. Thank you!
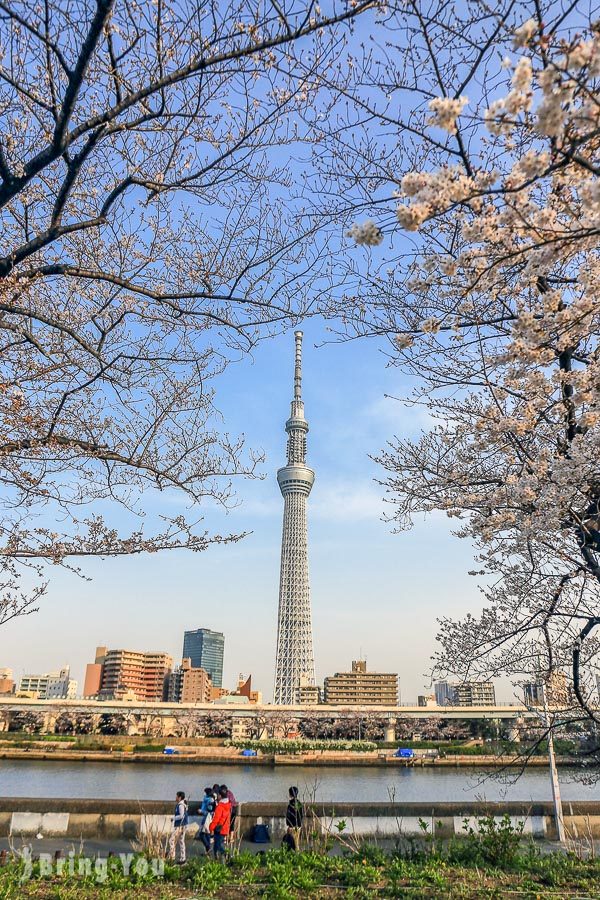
[227,738,378,754]
[453,813,525,868]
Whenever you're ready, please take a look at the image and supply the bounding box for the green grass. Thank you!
[2,841,600,898]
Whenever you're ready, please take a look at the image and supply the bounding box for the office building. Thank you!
[273,331,316,704]
[46,667,78,699]
[84,646,172,702]
[182,629,224,688]
[0,668,14,695]
[323,660,398,706]
[167,658,212,704]
[18,666,77,699]
[453,681,496,706]
[434,682,456,706]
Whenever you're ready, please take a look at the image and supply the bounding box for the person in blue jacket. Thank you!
[195,787,216,855]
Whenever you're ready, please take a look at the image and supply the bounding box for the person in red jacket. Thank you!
[209,785,231,859]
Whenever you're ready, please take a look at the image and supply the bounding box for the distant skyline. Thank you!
[0,320,512,703]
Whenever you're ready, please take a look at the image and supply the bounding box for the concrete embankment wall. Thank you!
[0,748,579,767]
[2,799,600,842]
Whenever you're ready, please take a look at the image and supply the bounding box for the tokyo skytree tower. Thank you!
[273,331,316,705]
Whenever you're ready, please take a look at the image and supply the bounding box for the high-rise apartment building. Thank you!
[84,646,172,701]
[19,666,77,699]
[182,629,224,688]
[167,658,212,704]
[453,681,496,706]
[323,660,398,706]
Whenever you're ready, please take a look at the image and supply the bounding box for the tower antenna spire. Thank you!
[294,330,303,401]
[274,330,316,704]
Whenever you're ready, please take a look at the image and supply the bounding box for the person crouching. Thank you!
[209,785,231,860]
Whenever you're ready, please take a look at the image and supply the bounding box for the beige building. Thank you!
[84,646,172,702]
[298,675,321,705]
[167,658,212,704]
[417,694,437,707]
[0,668,14,695]
[323,660,398,706]
[545,670,570,707]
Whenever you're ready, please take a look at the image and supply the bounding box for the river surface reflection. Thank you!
[0,760,596,802]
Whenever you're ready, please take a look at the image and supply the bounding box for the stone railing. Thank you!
[1,799,599,842]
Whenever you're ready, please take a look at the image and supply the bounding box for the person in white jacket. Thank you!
[168,790,189,863]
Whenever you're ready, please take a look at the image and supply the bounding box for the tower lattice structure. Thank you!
[273,331,316,705]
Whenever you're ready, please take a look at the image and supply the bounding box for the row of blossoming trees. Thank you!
[0,707,475,742]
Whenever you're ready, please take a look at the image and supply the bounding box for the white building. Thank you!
[19,666,77,699]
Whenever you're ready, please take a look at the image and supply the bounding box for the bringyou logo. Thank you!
[18,848,165,883]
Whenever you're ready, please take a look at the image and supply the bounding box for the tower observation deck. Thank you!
[273,331,316,705]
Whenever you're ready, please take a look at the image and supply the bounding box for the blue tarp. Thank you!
[395,748,415,758]
[241,749,257,756]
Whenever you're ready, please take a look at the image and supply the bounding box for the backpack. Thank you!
[251,823,271,843]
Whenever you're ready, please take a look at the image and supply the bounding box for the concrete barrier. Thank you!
[1,799,600,842]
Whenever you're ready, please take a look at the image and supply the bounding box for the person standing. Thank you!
[196,787,216,855]
[221,783,238,839]
[168,790,189,864]
[209,786,231,860]
[285,786,303,851]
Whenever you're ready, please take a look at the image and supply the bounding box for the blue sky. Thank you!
[0,318,502,702]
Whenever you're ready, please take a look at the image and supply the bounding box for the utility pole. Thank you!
[541,677,566,843]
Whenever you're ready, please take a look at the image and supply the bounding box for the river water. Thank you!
[0,760,597,802]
